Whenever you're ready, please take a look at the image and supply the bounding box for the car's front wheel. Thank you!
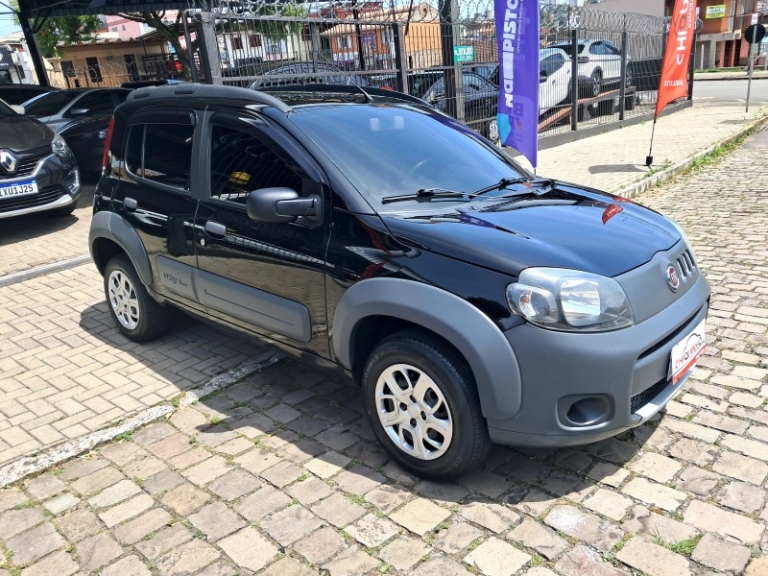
[362,329,492,479]
[104,254,170,342]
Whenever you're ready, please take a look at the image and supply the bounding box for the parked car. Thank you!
[0,98,80,219]
[20,88,131,132]
[58,111,113,176]
[0,84,57,106]
[466,48,572,117]
[89,83,709,479]
[248,62,369,89]
[548,39,631,97]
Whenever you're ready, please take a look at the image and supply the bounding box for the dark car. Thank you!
[20,88,131,132]
[58,111,113,175]
[0,99,80,219]
[89,84,709,479]
[248,62,369,89]
[0,84,57,106]
[373,70,499,140]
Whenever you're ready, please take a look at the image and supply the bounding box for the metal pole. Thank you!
[353,1,366,71]
[687,31,697,101]
[182,10,200,83]
[570,28,578,131]
[747,41,755,113]
[619,21,627,121]
[439,0,463,121]
[18,8,49,87]
[197,11,223,85]
[393,23,408,93]
[310,23,319,74]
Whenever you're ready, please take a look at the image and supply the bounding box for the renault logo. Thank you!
[0,150,17,174]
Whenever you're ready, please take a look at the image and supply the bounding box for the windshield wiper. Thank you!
[381,188,465,205]
[470,177,532,197]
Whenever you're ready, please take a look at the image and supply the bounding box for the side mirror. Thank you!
[246,187,322,225]
[69,108,90,117]
[539,70,548,83]
[10,105,24,115]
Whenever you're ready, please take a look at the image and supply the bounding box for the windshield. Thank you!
[290,103,526,207]
[552,43,584,56]
[22,90,81,116]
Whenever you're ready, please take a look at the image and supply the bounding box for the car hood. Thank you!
[379,183,680,278]
[0,115,54,152]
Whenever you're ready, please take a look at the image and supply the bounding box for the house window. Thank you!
[85,57,102,82]
[122,24,126,31]
[232,37,243,50]
[61,60,76,78]
[249,34,262,48]
[111,27,117,32]
[337,35,352,50]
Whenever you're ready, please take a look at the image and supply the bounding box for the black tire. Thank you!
[103,254,170,342]
[590,69,602,97]
[362,329,492,480]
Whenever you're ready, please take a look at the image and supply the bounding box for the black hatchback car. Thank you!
[0,99,80,219]
[89,84,709,479]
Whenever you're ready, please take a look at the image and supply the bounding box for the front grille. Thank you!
[0,151,48,180]
[0,184,67,213]
[631,378,668,413]
[638,307,702,361]
[676,249,697,280]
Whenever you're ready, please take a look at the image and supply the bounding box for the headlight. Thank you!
[51,133,71,158]
[507,268,634,332]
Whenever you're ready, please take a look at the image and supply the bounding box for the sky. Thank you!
[0,9,19,39]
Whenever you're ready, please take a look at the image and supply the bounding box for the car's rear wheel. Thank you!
[590,69,602,97]
[362,329,492,479]
[104,254,169,342]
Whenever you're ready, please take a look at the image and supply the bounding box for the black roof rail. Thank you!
[127,83,291,113]
[258,84,428,106]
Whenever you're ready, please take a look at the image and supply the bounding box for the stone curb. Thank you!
[694,74,768,81]
[0,254,92,288]
[614,112,768,199]
[0,350,285,489]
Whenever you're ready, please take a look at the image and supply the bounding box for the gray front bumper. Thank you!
[487,271,710,447]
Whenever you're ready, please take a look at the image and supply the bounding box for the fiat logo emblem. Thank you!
[666,265,680,292]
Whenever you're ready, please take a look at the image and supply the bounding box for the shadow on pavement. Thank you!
[588,164,646,175]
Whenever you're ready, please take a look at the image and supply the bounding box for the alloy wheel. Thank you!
[108,269,140,330]
[374,363,453,460]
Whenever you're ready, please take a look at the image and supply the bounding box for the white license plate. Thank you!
[670,318,706,384]
[0,181,38,198]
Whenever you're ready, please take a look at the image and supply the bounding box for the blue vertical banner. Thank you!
[495,0,540,168]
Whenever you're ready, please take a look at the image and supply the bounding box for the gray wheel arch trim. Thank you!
[333,278,522,420]
[89,211,153,286]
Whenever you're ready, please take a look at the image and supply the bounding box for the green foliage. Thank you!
[10,0,100,58]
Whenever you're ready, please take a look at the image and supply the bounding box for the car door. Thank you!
[603,41,623,80]
[115,107,202,310]
[540,52,570,114]
[193,109,332,358]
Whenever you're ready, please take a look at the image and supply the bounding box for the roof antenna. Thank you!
[354,84,374,103]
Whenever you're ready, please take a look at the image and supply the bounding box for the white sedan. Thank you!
[539,48,572,115]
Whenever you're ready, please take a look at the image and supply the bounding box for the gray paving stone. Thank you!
[69,466,124,496]
[74,533,123,573]
[582,488,633,521]
[345,514,399,547]
[621,478,687,512]
[717,480,766,513]
[219,527,278,572]
[88,479,141,508]
[235,485,291,521]
[677,466,721,496]
[615,538,691,576]
[684,500,764,544]
[380,536,430,570]
[412,555,472,576]
[188,501,247,541]
[621,505,699,545]
[555,545,630,576]
[390,497,450,536]
[321,544,379,576]
[364,484,411,513]
[544,505,624,552]
[114,507,173,545]
[207,468,262,500]
[98,493,154,528]
[160,482,209,516]
[42,493,79,515]
[628,452,682,483]
[463,536,531,576]
[334,466,386,496]
[123,455,168,480]
[142,469,185,495]
[691,532,751,573]
[286,476,333,505]
[135,525,194,560]
[0,507,46,540]
[507,518,569,560]
[260,557,318,576]
[24,474,65,501]
[262,459,305,488]
[154,538,221,575]
[17,551,79,576]
[434,522,483,554]
[100,555,152,576]
[260,504,324,545]
[312,492,367,528]
[294,526,346,564]
[459,501,520,533]
[713,450,768,484]
[458,469,511,499]
[5,522,65,565]
[540,471,595,503]
[56,509,101,542]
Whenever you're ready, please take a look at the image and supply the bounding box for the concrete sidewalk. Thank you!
[695,69,768,81]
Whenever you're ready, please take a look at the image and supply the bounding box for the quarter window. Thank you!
[210,125,303,204]
[126,123,194,190]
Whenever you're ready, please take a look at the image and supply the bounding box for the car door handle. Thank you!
[124,197,137,213]
[204,221,227,239]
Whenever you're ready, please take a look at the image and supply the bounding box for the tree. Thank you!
[117,11,194,79]
[9,0,101,58]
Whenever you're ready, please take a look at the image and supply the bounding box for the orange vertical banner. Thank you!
[655,0,697,118]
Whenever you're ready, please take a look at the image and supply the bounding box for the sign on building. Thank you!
[705,5,726,18]
[453,46,474,63]
[0,48,12,71]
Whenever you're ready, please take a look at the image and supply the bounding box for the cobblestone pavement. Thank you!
[1,130,768,575]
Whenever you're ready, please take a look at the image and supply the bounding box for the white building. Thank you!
[0,33,38,85]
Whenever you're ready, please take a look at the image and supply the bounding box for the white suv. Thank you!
[549,39,631,97]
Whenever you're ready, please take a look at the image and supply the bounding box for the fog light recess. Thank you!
[559,395,611,427]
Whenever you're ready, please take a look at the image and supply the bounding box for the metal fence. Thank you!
[195,2,683,143]
[49,58,189,90]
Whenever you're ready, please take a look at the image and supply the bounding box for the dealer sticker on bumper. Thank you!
[670,318,706,384]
